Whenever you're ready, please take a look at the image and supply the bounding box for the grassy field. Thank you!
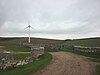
[0,52,52,75]
[0,37,62,46]
[2,45,31,52]
[0,44,31,60]
[65,37,100,47]
[0,37,19,41]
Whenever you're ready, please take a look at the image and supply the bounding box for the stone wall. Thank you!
[74,46,100,53]
[31,46,44,60]
[0,55,31,70]
[22,43,100,53]
[22,43,73,51]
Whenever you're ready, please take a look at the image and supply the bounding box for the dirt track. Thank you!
[33,52,95,75]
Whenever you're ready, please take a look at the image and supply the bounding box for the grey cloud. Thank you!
[0,0,100,39]
[0,2,7,27]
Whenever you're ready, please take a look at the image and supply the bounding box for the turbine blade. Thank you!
[24,26,29,30]
[30,26,33,29]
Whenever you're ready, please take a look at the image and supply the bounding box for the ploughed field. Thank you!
[0,37,100,47]
[0,37,62,45]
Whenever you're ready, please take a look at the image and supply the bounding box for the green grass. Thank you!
[0,52,52,75]
[2,45,30,52]
[1,54,31,60]
[96,65,100,75]
[65,38,100,47]
[87,57,100,75]
[13,54,31,60]
[0,37,18,41]
[88,58,100,62]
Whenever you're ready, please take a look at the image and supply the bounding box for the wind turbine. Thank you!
[25,25,33,43]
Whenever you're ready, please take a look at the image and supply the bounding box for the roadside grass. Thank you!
[90,58,100,75]
[96,65,100,75]
[46,49,60,52]
[0,52,52,75]
[2,45,30,52]
[88,58,100,62]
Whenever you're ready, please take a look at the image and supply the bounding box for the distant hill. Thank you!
[0,37,100,47]
[0,37,62,45]
[64,37,100,47]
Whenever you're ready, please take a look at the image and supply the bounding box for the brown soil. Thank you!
[33,52,95,75]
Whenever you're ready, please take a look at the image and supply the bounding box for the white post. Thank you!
[29,26,30,43]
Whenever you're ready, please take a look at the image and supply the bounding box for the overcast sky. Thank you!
[0,0,100,39]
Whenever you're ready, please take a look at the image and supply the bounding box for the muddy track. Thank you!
[33,52,95,75]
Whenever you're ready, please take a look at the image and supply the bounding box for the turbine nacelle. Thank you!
[25,25,33,29]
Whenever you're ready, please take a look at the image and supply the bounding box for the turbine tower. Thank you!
[25,25,33,43]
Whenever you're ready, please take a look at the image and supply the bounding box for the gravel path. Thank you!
[33,52,95,75]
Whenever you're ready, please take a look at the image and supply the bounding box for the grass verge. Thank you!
[0,52,52,75]
[96,65,100,75]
